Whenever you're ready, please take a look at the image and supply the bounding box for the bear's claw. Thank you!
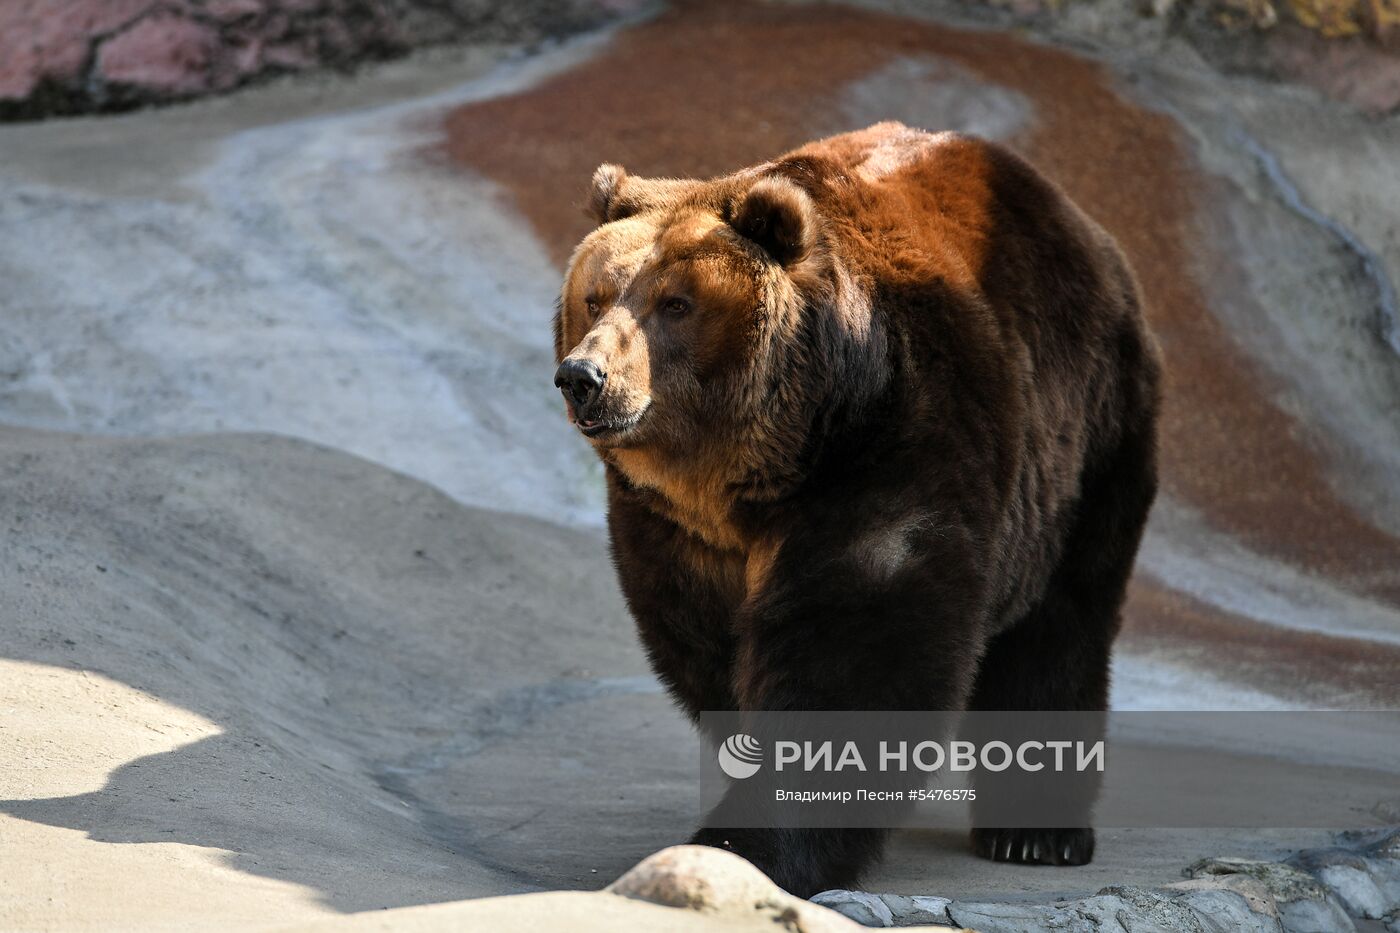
[971,827,1094,866]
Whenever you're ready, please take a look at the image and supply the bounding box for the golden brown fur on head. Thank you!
[553,163,873,551]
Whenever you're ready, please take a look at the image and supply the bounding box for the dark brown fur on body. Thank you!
[553,122,1161,896]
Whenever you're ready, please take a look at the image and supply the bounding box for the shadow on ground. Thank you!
[0,428,688,910]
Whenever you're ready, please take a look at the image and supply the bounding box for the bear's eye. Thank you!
[584,298,601,317]
[660,297,691,318]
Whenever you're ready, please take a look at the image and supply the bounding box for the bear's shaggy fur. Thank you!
[553,122,1161,896]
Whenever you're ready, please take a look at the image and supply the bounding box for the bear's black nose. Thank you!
[554,358,606,414]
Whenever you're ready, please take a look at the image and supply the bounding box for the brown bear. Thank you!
[552,121,1160,897]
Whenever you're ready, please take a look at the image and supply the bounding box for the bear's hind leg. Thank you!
[967,421,1157,866]
[965,586,1113,866]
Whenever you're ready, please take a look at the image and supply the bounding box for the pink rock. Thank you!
[1265,26,1400,114]
[0,46,41,100]
[96,11,218,95]
[316,18,357,57]
[228,36,265,76]
[262,41,317,71]
[0,0,157,100]
[260,11,292,41]
[1,0,630,114]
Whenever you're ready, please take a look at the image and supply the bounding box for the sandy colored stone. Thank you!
[607,846,866,932]
[279,889,867,933]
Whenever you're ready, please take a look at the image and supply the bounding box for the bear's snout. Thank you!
[554,357,607,421]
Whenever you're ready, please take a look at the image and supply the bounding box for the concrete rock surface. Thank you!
[818,883,1282,932]
[1185,856,1357,932]
[1288,831,1400,920]
[815,832,1400,930]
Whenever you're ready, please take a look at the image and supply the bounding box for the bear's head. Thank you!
[554,163,880,511]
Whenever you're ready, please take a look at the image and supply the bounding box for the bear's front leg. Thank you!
[690,527,991,897]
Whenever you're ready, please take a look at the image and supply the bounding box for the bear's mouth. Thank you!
[572,402,650,441]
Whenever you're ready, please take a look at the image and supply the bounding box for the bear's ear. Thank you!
[586,163,628,225]
[729,176,817,267]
